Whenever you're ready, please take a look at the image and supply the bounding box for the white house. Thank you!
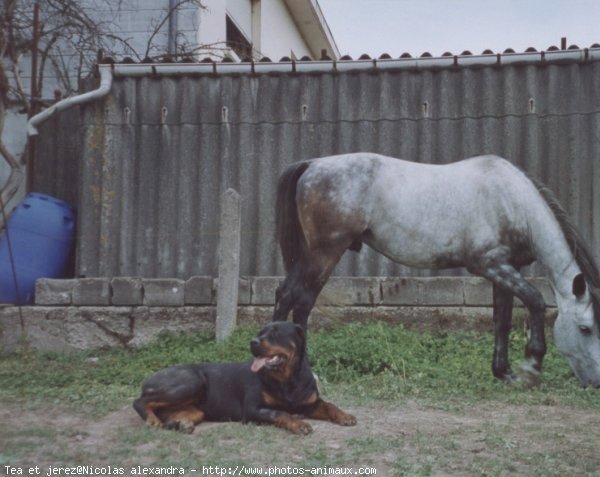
[0,0,339,214]
[88,0,339,63]
[199,0,340,60]
[10,0,339,100]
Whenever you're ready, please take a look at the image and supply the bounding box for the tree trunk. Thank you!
[0,99,25,230]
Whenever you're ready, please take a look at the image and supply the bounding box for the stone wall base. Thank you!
[0,276,558,353]
[0,304,556,353]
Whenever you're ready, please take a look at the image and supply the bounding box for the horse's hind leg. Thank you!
[292,246,351,329]
[273,245,347,330]
[273,265,303,322]
[273,264,320,328]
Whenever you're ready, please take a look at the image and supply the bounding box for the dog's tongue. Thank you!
[251,357,268,373]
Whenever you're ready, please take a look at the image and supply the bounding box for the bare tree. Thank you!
[0,0,204,224]
[0,0,26,215]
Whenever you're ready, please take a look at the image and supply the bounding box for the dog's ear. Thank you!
[294,324,305,345]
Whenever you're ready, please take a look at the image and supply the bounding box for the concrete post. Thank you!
[216,188,242,341]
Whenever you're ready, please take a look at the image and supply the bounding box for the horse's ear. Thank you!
[572,273,587,298]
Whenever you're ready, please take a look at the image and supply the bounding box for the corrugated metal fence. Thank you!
[34,54,600,278]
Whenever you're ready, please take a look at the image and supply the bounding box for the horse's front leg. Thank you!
[521,294,547,382]
[514,283,547,384]
[492,283,516,382]
[472,258,547,386]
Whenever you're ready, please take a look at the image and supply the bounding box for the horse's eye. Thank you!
[578,325,592,336]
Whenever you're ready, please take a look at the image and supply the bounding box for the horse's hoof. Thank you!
[516,370,541,389]
[501,371,519,384]
[500,367,541,389]
[515,361,542,389]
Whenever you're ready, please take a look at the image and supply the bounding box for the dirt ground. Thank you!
[2,399,599,477]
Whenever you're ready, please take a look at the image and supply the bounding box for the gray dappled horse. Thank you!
[272,153,600,387]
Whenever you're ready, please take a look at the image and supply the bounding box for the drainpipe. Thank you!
[27,64,113,136]
[168,0,178,55]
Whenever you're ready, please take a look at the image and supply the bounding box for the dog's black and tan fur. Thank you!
[133,322,356,434]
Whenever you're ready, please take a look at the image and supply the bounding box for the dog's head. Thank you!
[250,322,306,382]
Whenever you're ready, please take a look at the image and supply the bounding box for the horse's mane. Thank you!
[530,176,600,333]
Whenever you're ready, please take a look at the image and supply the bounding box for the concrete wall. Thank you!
[30,276,555,308]
[31,51,600,280]
[0,276,556,352]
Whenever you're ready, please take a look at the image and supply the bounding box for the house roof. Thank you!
[284,0,340,59]
[102,43,600,76]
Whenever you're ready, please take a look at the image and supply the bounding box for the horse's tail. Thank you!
[276,160,312,272]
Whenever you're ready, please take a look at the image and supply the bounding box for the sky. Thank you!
[318,0,600,58]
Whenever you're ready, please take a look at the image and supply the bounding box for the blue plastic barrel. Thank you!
[0,193,76,304]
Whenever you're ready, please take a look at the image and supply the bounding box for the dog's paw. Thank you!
[335,412,357,426]
[177,420,195,434]
[146,415,162,427]
[290,420,313,435]
[163,419,195,434]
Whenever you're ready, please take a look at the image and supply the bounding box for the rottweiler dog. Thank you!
[133,322,356,434]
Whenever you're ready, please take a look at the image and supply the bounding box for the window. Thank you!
[226,15,252,59]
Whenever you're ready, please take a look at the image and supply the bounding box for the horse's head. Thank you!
[553,273,600,387]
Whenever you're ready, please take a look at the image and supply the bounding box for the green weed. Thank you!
[1,322,599,475]
[0,322,598,415]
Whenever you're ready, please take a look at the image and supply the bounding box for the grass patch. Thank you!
[308,322,600,409]
[0,322,598,414]
[1,322,599,475]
